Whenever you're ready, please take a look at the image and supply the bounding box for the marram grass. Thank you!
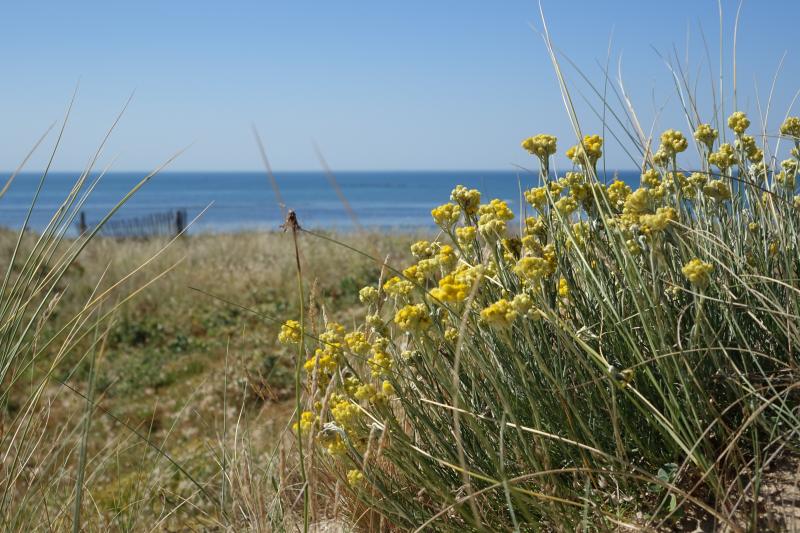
[283,115,800,530]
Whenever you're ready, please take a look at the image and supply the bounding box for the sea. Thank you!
[0,170,641,234]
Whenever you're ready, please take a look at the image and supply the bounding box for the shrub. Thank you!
[289,112,800,529]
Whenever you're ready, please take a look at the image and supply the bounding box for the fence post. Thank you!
[78,211,87,234]
[175,209,185,237]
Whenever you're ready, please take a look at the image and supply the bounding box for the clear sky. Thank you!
[2,1,800,172]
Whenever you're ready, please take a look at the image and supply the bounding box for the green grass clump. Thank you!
[288,113,800,529]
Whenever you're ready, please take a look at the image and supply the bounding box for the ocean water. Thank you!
[0,170,640,233]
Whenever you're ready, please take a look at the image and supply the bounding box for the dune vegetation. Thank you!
[3,8,800,533]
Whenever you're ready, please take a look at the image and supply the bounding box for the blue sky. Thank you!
[1,1,800,171]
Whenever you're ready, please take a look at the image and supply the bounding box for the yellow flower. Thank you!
[703,180,732,201]
[780,116,800,138]
[381,380,395,396]
[708,143,737,173]
[345,331,371,355]
[622,188,651,222]
[640,206,677,233]
[566,135,603,167]
[693,123,718,149]
[451,185,481,215]
[558,277,570,299]
[429,265,479,303]
[524,187,548,210]
[521,134,558,159]
[383,276,414,297]
[394,303,431,331]
[410,240,435,258]
[607,180,631,210]
[323,434,347,456]
[477,199,514,237]
[319,322,346,344]
[354,383,377,401]
[347,469,364,487]
[444,327,459,342]
[359,286,379,304]
[524,215,546,237]
[554,196,578,216]
[514,253,556,283]
[737,134,763,163]
[431,203,461,229]
[293,411,316,434]
[660,129,688,155]
[688,172,708,187]
[794,195,800,210]
[278,319,302,345]
[368,341,393,376]
[727,111,750,135]
[455,225,477,246]
[480,298,517,329]
[641,169,661,188]
[331,398,361,430]
[682,258,714,289]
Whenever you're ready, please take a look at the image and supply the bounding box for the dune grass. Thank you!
[277,12,800,533]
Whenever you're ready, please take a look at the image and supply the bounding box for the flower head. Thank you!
[682,258,714,289]
[480,298,517,329]
[431,203,461,229]
[566,135,603,167]
[780,116,800,138]
[521,134,558,160]
[451,185,481,215]
[727,111,750,135]
[394,303,431,331]
[694,123,718,149]
[660,129,688,155]
[278,319,302,345]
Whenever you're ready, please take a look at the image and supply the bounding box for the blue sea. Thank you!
[0,170,640,233]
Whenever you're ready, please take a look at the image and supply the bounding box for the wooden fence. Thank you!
[77,209,187,238]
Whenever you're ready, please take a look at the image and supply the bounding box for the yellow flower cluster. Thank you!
[737,134,763,163]
[451,185,481,215]
[524,187,548,210]
[410,240,435,258]
[278,319,302,345]
[480,298,517,329]
[345,331,371,355]
[455,226,477,246]
[429,264,479,302]
[293,411,316,434]
[641,169,661,188]
[638,207,676,234]
[659,129,688,155]
[682,258,714,289]
[331,396,361,430]
[780,116,800,138]
[514,244,557,283]
[728,111,750,135]
[368,338,393,375]
[703,180,732,201]
[384,276,414,297]
[521,134,558,159]
[477,199,514,237]
[622,188,651,222]
[708,143,737,173]
[607,180,631,210]
[694,123,718,149]
[431,202,461,229]
[359,286,379,304]
[394,303,431,331]
[347,469,364,486]
[566,135,603,167]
